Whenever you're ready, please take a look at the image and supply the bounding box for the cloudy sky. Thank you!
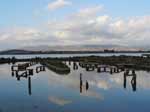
[0,0,150,50]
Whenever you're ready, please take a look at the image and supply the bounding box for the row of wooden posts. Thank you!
[67,61,137,91]
[67,61,125,74]
[11,61,37,71]
[79,62,125,73]
[36,66,46,73]
[11,62,46,96]
[11,62,46,80]
[97,66,124,74]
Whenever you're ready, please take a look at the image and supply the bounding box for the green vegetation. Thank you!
[77,56,150,71]
[41,59,70,75]
[1,55,150,71]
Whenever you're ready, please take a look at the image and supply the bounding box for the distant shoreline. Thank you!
[0,50,150,55]
[1,55,150,71]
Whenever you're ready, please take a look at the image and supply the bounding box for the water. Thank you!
[0,62,150,112]
[0,52,149,59]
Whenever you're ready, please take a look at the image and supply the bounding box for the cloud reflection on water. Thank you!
[48,96,72,106]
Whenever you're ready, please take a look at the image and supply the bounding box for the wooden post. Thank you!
[28,69,33,75]
[16,71,18,76]
[97,67,101,73]
[36,67,38,73]
[117,68,119,73]
[132,70,135,75]
[17,76,20,81]
[43,66,46,71]
[69,61,71,65]
[12,71,15,77]
[92,66,95,71]
[104,67,106,72]
[11,66,14,71]
[86,66,90,71]
[110,68,113,74]
[114,68,117,73]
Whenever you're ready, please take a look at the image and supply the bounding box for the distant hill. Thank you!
[0,45,145,55]
[21,44,140,52]
[0,49,35,54]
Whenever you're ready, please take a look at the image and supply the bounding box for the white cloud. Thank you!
[47,0,71,11]
[75,5,103,18]
[0,5,150,49]
[47,14,150,47]
[0,33,10,41]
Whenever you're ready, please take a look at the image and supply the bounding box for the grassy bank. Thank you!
[76,56,150,71]
[41,59,70,75]
[1,55,150,71]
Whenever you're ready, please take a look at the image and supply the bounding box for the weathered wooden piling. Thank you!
[117,68,119,73]
[17,76,20,81]
[132,70,135,75]
[11,66,14,71]
[97,67,101,73]
[15,71,18,76]
[27,69,34,75]
[36,66,46,73]
[86,81,89,91]
[86,65,94,71]
[12,71,14,77]
[73,62,78,70]
[110,68,113,74]
[68,61,71,65]
[11,62,33,72]
[103,67,106,72]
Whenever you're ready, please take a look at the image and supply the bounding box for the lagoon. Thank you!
[0,61,150,112]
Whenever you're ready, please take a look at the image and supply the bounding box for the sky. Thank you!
[0,0,150,50]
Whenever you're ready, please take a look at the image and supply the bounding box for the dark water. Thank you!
[0,62,150,112]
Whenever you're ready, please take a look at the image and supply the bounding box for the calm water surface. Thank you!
[0,52,149,59]
[0,61,150,112]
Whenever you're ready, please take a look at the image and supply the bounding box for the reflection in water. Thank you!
[28,76,31,95]
[80,73,83,93]
[1,60,150,112]
[13,70,33,95]
[86,80,89,91]
[123,70,137,92]
[123,73,127,89]
[131,74,136,91]
[48,96,72,106]
[6,61,150,112]
[80,73,89,93]
[11,64,46,95]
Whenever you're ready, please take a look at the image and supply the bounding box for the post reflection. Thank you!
[123,70,137,92]
[131,74,136,91]
[28,76,32,95]
[80,73,89,93]
[86,80,89,91]
[80,73,82,93]
[11,63,46,96]
[11,70,33,95]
